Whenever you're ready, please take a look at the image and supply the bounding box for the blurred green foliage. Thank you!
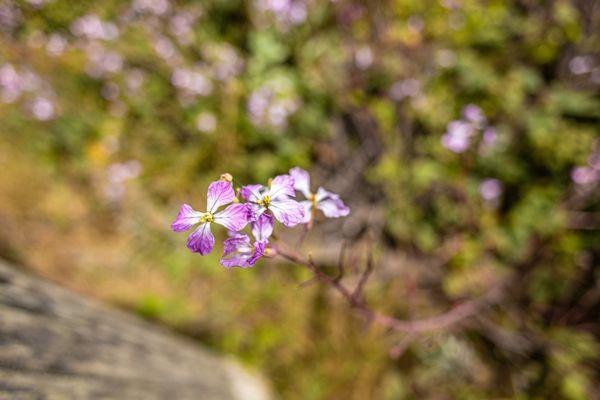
[0,0,598,399]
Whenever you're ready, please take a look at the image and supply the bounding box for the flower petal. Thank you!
[289,167,311,198]
[206,180,235,212]
[247,203,266,222]
[315,187,350,218]
[214,203,249,231]
[171,204,203,232]
[186,223,215,255]
[299,200,312,224]
[267,174,295,199]
[269,197,305,227]
[251,213,274,241]
[220,234,253,268]
[240,184,264,202]
[247,240,268,266]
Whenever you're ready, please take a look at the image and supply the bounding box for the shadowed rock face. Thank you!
[0,260,273,400]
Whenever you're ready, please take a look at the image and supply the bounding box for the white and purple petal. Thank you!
[206,180,236,212]
[246,202,266,222]
[247,240,268,266]
[171,204,203,232]
[299,200,312,224]
[315,187,350,218]
[267,174,296,199]
[214,203,250,231]
[240,184,264,202]
[289,167,311,198]
[220,233,254,268]
[186,222,215,255]
[251,213,274,241]
[269,197,305,227]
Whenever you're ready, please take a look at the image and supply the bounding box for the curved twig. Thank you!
[273,242,506,334]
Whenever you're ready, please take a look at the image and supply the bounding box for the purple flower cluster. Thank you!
[571,139,600,187]
[441,104,497,154]
[172,168,350,268]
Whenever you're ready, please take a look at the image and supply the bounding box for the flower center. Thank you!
[309,193,317,206]
[200,212,214,223]
[259,195,271,208]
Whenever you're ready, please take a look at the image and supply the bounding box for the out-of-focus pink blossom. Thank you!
[0,2,21,33]
[71,14,119,41]
[0,63,22,103]
[571,166,598,186]
[171,67,213,96]
[196,112,217,133]
[355,46,374,70]
[133,0,170,15]
[30,96,55,120]
[389,79,420,101]
[462,104,486,125]
[255,0,307,28]
[569,56,593,75]
[479,179,503,201]
[441,120,475,153]
[46,34,68,57]
[247,83,299,130]
[204,44,244,82]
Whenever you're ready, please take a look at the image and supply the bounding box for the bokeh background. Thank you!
[1,0,599,398]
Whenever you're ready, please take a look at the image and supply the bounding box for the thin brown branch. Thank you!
[333,241,347,283]
[274,241,507,334]
[352,246,374,301]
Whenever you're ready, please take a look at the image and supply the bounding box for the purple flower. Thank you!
[220,214,274,268]
[241,174,305,227]
[289,167,350,224]
[172,180,249,255]
[571,166,598,186]
[479,178,503,201]
[441,120,476,153]
[462,104,486,125]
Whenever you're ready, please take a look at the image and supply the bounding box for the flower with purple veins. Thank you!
[241,174,305,227]
[289,167,350,224]
[172,180,249,255]
[220,214,274,268]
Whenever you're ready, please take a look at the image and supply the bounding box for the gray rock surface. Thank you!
[0,260,273,400]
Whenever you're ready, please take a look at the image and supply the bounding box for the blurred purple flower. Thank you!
[441,120,475,153]
[0,63,22,103]
[241,174,305,227]
[196,112,217,133]
[256,0,307,28]
[569,56,593,75]
[104,160,142,202]
[172,181,250,255]
[289,167,350,224]
[204,44,244,82]
[133,0,170,15]
[171,67,212,96]
[247,83,299,130]
[30,96,55,120]
[71,14,119,41]
[571,166,598,186]
[355,46,374,70]
[462,104,486,125]
[46,34,68,57]
[479,179,503,201]
[0,1,21,33]
[389,79,420,101]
